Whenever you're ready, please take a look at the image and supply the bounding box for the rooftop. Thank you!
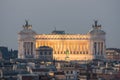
[51,30,65,34]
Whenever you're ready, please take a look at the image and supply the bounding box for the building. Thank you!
[9,49,18,59]
[18,20,36,59]
[18,20,106,61]
[54,71,66,80]
[36,46,53,61]
[0,46,9,60]
[17,74,39,80]
[106,48,120,61]
[0,51,2,59]
[60,62,79,80]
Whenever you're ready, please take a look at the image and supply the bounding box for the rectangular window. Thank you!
[49,52,51,55]
[40,52,43,55]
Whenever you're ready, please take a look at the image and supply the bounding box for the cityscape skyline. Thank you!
[0,0,120,49]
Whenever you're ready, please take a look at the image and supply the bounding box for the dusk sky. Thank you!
[0,0,120,50]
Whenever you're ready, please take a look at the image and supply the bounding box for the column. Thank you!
[86,44,88,54]
[80,44,82,54]
[100,42,103,55]
[102,42,104,56]
[78,42,80,53]
[54,42,56,53]
[31,42,33,55]
[29,42,31,55]
[96,42,98,55]
[101,42,103,55]
[25,42,27,55]
[85,44,86,54]
[77,42,79,53]
[29,42,32,55]
[80,43,82,54]
[28,42,30,55]
[83,44,85,54]
[36,42,37,48]
[59,41,60,54]
[61,42,63,52]
[98,42,100,55]
[99,42,101,55]
[70,41,72,53]
[82,44,83,54]
[57,41,59,53]
[23,42,24,56]
[38,41,41,47]
[82,44,84,54]
[62,41,64,53]
[23,42,26,55]
[65,41,66,53]
[27,42,30,55]
[41,41,43,46]
[94,42,97,55]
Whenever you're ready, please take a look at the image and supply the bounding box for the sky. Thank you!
[0,0,120,50]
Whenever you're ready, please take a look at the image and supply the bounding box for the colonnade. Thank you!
[36,40,90,54]
[23,42,33,56]
[94,42,104,55]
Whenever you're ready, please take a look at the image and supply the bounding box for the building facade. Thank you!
[36,46,53,61]
[106,48,120,61]
[18,21,106,61]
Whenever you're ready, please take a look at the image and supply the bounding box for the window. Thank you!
[86,51,88,54]
[44,51,47,55]
[71,71,73,74]
[83,51,85,54]
[80,51,82,54]
[49,52,51,55]
[66,71,69,74]
[40,52,42,55]
[77,51,79,54]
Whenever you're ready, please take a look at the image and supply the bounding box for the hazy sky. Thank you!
[0,0,120,50]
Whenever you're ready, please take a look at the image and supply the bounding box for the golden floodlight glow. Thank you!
[35,34,92,61]
[18,21,106,61]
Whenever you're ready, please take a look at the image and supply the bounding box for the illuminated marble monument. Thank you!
[18,20,106,61]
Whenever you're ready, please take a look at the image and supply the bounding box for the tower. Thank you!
[18,20,36,59]
[88,20,106,60]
